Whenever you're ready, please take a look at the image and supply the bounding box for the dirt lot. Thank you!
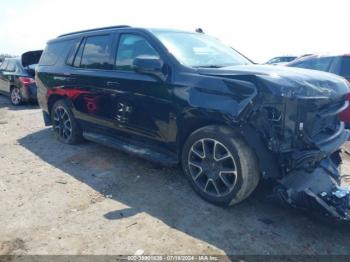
[1,95,350,256]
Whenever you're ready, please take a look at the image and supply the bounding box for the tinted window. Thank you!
[291,57,333,72]
[40,40,72,66]
[313,57,333,72]
[66,39,82,65]
[6,60,16,72]
[292,58,315,69]
[282,57,296,62]
[0,60,8,70]
[73,39,85,67]
[340,57,350,77]
[268,57,282,64]
[115,34,160,71]
[79,35,112,70]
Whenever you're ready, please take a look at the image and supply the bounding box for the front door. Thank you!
[110,33,174,143]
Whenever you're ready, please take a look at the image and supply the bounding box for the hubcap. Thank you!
[11,88,21,105]
[53,106,72,140]
[188,138,237,197]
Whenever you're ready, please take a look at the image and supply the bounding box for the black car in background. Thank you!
[0,51,42,105]
[287,54,350,123]
[36,25,350,220]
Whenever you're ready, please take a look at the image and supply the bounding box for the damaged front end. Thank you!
[198,65,350,221]
[251,70,350,221]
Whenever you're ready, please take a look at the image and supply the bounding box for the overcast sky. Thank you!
[0,0,348,63]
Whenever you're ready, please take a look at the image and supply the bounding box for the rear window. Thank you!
[40,40,73,66]
[340,57,350,77]
[77,34,112,70]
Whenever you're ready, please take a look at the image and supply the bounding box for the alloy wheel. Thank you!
[11,88,21,105]
[53,106,72,140]
[188,138,238,197]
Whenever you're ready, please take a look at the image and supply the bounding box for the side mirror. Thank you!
[133,56,165,80]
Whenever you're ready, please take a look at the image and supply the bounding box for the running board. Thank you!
[83,132,179,166]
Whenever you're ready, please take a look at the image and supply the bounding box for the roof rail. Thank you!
[58,25,131,37]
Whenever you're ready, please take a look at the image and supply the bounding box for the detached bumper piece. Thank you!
[273,157,350,221]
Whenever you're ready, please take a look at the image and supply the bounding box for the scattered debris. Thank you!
[134,249,144,255]
[55,180,67,185]
[126,222,138,228]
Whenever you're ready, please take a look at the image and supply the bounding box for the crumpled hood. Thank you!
[197,64,350,99]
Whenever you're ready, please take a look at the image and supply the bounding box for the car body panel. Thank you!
[36,26,350,221]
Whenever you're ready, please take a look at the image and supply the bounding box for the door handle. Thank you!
[107,81,120,87]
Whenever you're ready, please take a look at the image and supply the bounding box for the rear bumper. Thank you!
[21,84,37,101]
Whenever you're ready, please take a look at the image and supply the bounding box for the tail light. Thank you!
[339,93,350,124]
[19,77,35,86]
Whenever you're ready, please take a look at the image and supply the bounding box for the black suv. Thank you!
[36,26,350,220]
[0,51,42,105]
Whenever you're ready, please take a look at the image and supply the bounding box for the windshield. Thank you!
[152,31,251,68]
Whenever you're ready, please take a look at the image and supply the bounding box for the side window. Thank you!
[73,39,85,67]
[66,39,82,65]
[313,57,333,72]
[6,60,16,72]
[293,57,333,72]
[115,34,160,71]
[0,60,8,70]
[79,35,113,70]
[292,58,316,69]
[340,57,350,77]
[40,40,72,66]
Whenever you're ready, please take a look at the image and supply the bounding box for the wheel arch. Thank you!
[176,111,232,159]
[9,84,17,92]
[47,94,66,116]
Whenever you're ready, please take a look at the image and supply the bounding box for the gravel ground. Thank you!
[1,95,350,256]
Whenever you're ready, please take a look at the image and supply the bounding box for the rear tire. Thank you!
[51,100,83,144]
[182,125,260,206]
[10,87,22,106]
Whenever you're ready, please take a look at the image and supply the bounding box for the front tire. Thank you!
[51,100,83,144]
[10,87,22,106]
[182,125,260,206]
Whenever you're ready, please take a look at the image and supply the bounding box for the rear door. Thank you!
[67,33,121,134]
